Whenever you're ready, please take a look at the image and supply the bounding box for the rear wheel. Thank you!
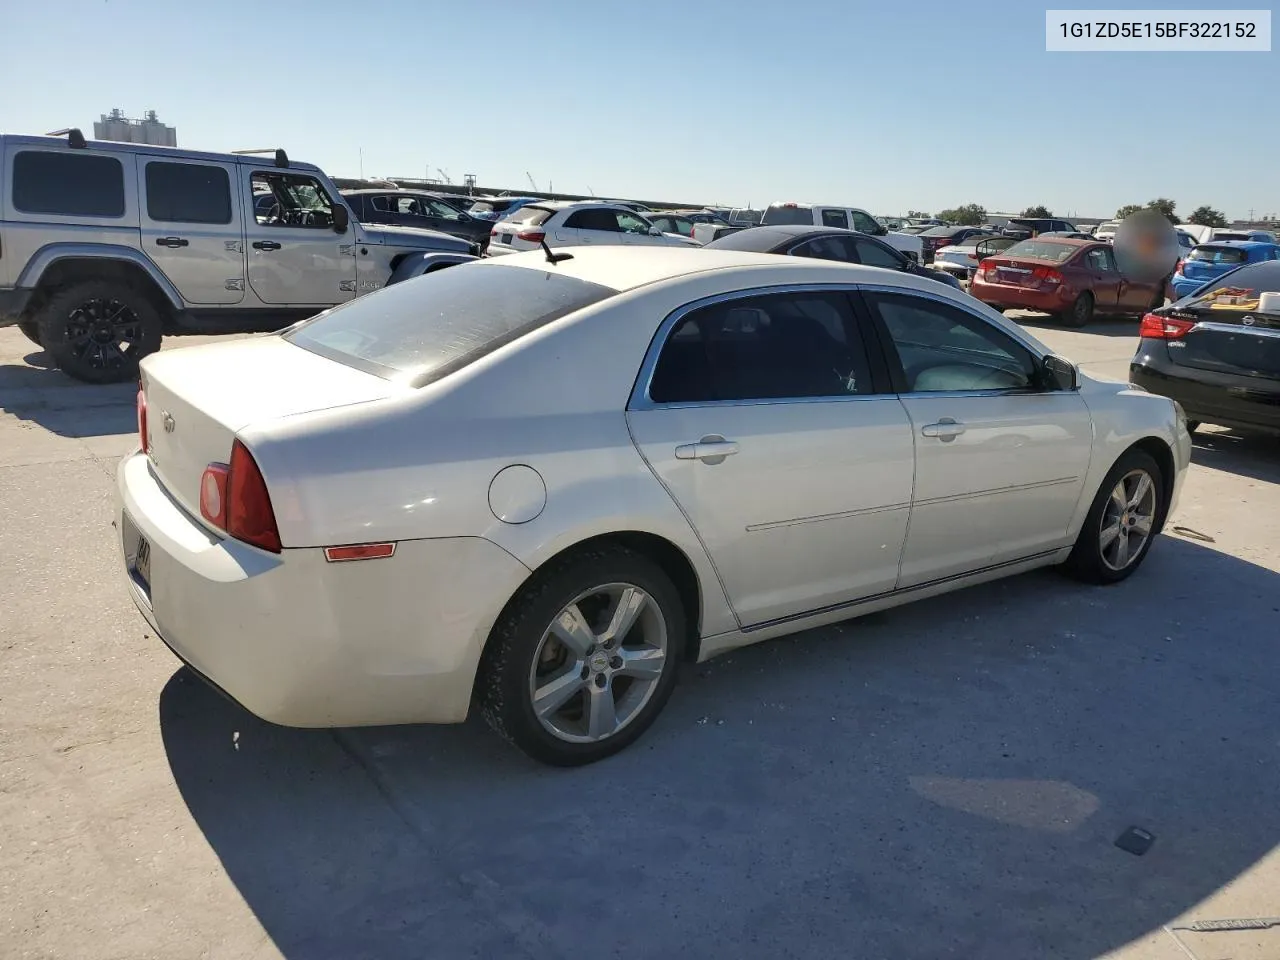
[477,545,686,766]
[36,280,163,384]
[1061,448,1164,584]
[17,320,42,347]
[1060,291,1093,328]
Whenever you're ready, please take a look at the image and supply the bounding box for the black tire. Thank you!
[17,320,42,347]
[36,280,164,384]
[1060,291,1094,328]
[477,544,687,766]
[1061,448,1165,585]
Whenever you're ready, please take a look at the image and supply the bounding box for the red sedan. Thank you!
[970,238,1165,327]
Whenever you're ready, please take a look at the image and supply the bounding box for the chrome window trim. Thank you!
[627,283,886,412]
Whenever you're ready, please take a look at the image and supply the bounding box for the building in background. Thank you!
[92,109,177,147]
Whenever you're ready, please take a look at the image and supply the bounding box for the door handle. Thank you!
[252,240,282,251]
[675,435,739,464]
[154,236,189,248]
[921,418,966,441]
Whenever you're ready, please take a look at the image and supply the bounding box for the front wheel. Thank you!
[477,545,686,766]
[36,280,163,383]
[1061,449,1164,584]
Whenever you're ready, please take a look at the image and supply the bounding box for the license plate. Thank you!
[500,234,512,244]
[133,535,152,591]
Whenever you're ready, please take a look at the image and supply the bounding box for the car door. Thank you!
[1083,245,1123,313]
[818,208,849,229]
[850,236,909,271]
[860,289,1093,587]
[555,208,620,246]
[1112,245,1161,312]
[138,158,244,304]
[627,288,915,627]
[244,168,356,306]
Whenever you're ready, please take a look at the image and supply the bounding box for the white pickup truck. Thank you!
[760,202,924,261]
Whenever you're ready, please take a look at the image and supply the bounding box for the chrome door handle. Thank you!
[675,435,739,464]
[921,418,966,441]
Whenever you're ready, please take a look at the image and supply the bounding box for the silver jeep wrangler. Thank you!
[0,131,476,383]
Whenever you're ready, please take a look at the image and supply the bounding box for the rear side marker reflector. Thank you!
[324,543,397,562]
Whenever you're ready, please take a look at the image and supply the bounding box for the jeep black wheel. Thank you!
[17,320,42,347]
[36,281,163,384]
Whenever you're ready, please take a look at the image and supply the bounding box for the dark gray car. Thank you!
[342,189,493,248]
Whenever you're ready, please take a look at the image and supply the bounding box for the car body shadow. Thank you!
[0,353,136,438]
[160,534,1280,959]
[1191,427,1280,484]
[1011,312,1140,338]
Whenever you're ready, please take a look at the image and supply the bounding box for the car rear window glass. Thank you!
[145,162,232,224]
[12,150,125,218]
[1189,246,1248,264]
[284,264,617,385]
[506,206,554,226]
[1178,261,1280,309]
[922,227,961,237]
[1211,232,1249,242]
[761,205,814,226]
[1002,240,1078,262]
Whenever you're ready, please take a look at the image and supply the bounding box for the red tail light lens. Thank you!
[1032,265,1064,285]
[226,440,281,553]
[136,385,148,454]
[975,259,994,279]
[490,228,499,236]
[200,462,229,529]
[516,230,546,242]
[1139,312,1195,340]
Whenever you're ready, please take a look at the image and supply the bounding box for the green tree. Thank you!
[906,209,930,219]
[1116,204,1143,219]
[1146,197,1180,224]
[1187,205,1227,227]
[1020,205,1053,218]
[937,203,987,226]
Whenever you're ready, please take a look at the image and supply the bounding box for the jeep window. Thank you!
[145,162,232,224]
[12,151,125,218]
[251,171,336,229]
[285,264,617,385]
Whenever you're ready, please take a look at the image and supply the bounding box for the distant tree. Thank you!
[1020,205,1053,218]
[1115,204,1143,219]
[1146,197,1181,224]
[906,209,930,219]
[1187,205,1228,227]
[937,203,987,226]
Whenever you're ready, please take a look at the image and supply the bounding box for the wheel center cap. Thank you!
[589,651,610,673]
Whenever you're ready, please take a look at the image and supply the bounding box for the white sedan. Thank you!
[117,248,1191,765]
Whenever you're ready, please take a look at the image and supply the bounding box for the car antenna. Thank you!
[539,238,573,264]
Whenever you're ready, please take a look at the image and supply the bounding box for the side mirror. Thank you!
[649,226,663,236]
[332,204,350,234]
[1043,354,1078,391]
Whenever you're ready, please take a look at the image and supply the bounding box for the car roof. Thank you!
[703,225,871,251]
[1196,240,1275,249]
[1,132,325,174]
[529,200,635,211]
[472,245,908,293]
[1014,236,1094,247]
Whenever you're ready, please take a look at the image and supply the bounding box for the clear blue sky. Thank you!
[1,0,1275,219]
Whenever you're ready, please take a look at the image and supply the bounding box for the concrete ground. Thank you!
[1,313,1278,960]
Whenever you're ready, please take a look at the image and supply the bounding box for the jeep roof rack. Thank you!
[46,127,87,149]
[231,148,290,168]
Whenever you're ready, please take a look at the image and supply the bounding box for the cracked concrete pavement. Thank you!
[1,314,1278,960]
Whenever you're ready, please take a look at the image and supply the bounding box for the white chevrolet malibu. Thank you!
[117,247,1191,765]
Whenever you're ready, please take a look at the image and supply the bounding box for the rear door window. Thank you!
[1189,246,1248,264]
[12,150,126,218]
[564,209,621,231]
[145,161,232,224]
[285,264,616,385]
[821,209,849,229]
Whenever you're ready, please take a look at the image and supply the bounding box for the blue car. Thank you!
[1169,240,1280,300]
[466,196,543,222]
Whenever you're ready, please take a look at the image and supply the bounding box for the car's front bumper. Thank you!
[115,452,532,727]
[1130,345,1280,434]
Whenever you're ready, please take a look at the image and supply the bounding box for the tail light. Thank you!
[490,228,499,236]
[1173,259,1185,276]
[516,230,546,242]
[136,384,148,454]
[1032,265,1063,286]
[975,259,994,280]
[200,440,281,552]
[1139,312,1195,340]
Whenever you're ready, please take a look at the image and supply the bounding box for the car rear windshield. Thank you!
[284,264,617,386]
[505,205,554,226]
[761,205,814,226]
[1002,240,1078,262]
[1178,260,1280,308]
[1189,245,1249,264]
[1211,232,1249,242]
[922,227,962,237]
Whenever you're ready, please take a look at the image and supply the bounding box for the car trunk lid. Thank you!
[139,335,401,523]
[1166,301,1280,379]
[981,256,1063,289]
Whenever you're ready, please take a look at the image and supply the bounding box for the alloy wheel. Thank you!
[1099,469,1157,571]
[529,583,668,743]
[64,297,145,374]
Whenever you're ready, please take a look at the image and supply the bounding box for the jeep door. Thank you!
[138,158,244,304]
[244,169,356,307]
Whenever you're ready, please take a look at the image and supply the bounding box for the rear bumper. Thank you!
[115,451,532,727]
[0,287,33,326]
[1130,344,1280,433]
[970,279,1074,313]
